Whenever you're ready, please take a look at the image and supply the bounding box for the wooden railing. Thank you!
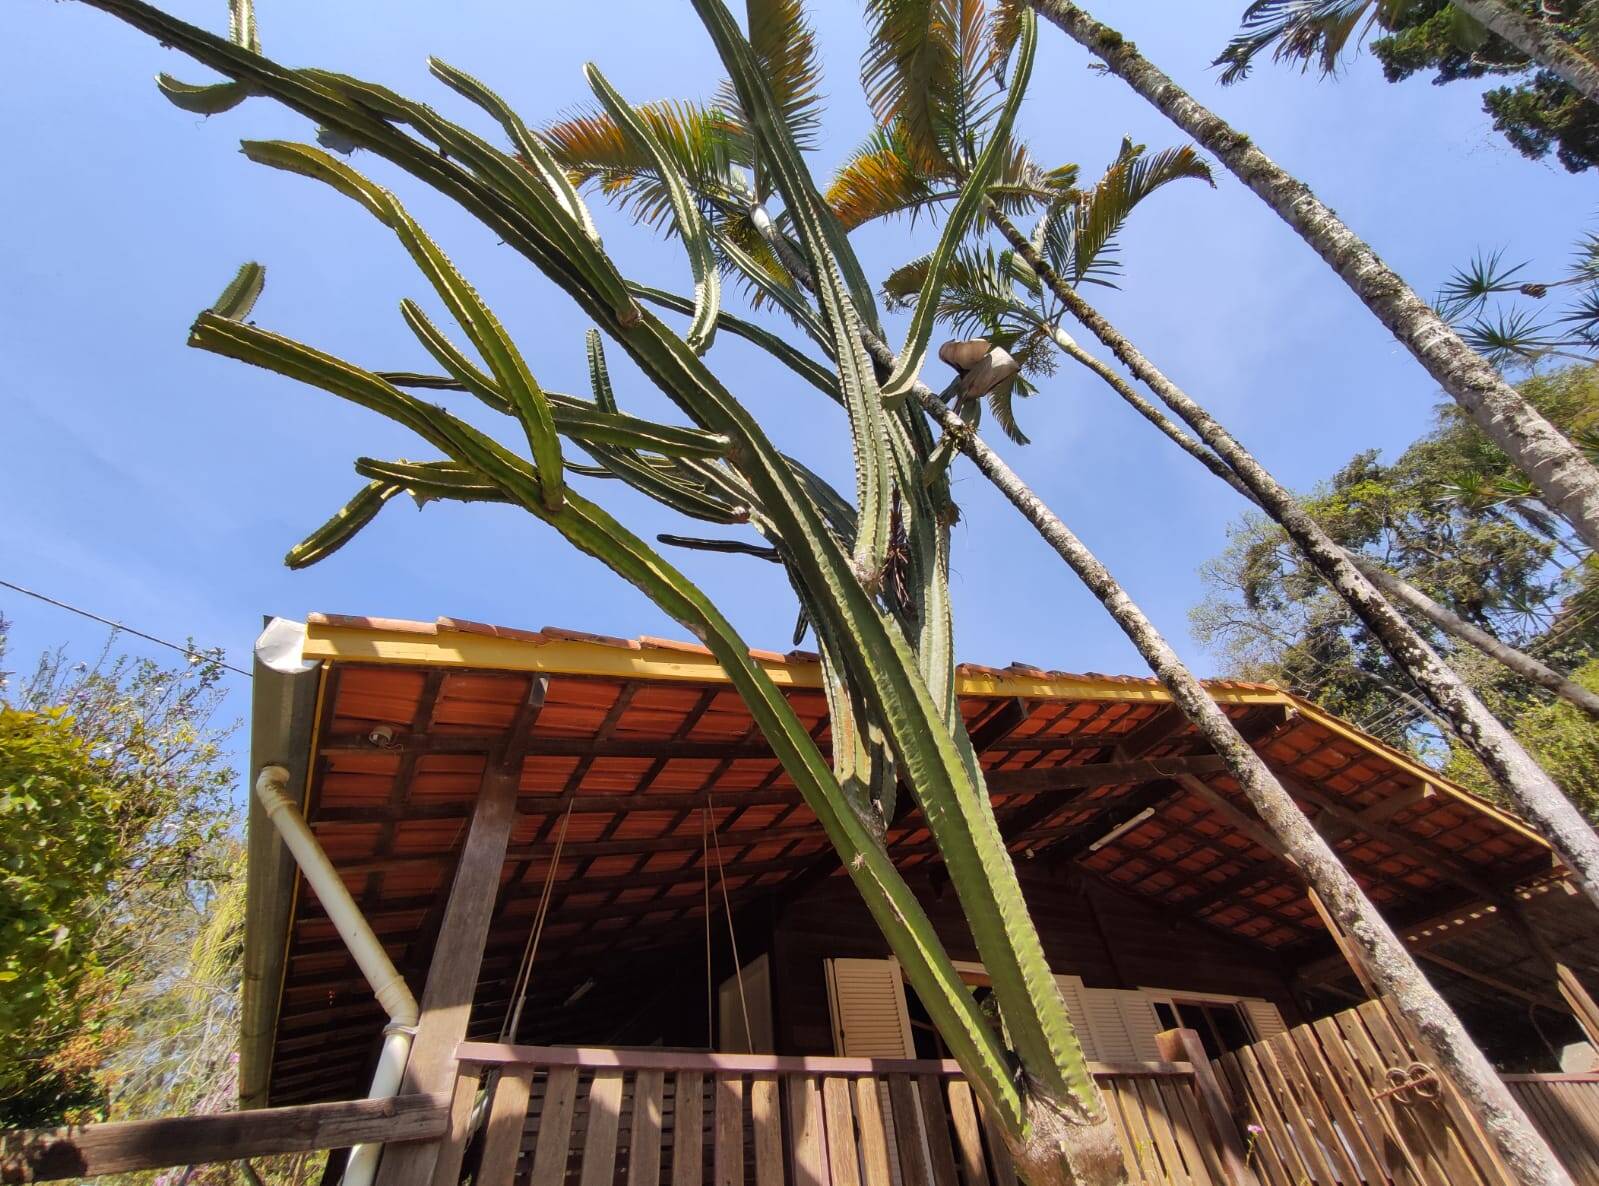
[1212,1001,1599,1186]
[444,1034,1253,1186]
[1505,1073,1599,1185]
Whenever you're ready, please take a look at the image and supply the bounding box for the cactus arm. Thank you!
[352,458,509,504]
[584,329,619,413]
[284,479,402,568]
[399,299,513,415]
[879,11,1036,404]
[628,283,840,405]
[208,260,265,319]
[240,139,567,510]
[691,0,891,585]
[584,65,721,355]
[712,231,835,354]
[186,306,1024,1130]
[426,57,601,246]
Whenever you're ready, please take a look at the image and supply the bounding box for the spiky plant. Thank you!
[60,0,1131,1181]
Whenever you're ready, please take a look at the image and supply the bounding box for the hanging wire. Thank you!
[0,577,250,676]
[702,810,714,1049]
[502,798,575,1042]
[707,792,753,1049]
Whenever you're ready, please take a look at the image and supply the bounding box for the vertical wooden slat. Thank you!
[752,1075,785,1186]
[945,1080,989,1186]
[1162,1079,1225,1186]
[853,1076,895,1186]
[916,1076,960,1186]
[715,1074,745,1186]
[1111,1078,1160,1183]
[822,1077,862,1186]
[672,1072,704,1186]
[1155,1030,1258,1186]
[1252,1037,1338,1186]
[1215,1054,1289,1186]
[479,1066,534,1186]
[530,1066,580,1186]
[1265,1033,1360,1186]
[1311,1014,1421,1186]
[975,1098,1018,1186]
[1234,1046,1314,1186]
[430,1064,483,1186]
[1132,1077,1191,1186]
[1287,1023,1386,1186]
[887,1076,929,1186]
[1095,1079,1143,1183]
[1337,1006,1457,1185]
[580,1071,625,1186]
[788,1074,831,1186]
[629,1071,665,1186]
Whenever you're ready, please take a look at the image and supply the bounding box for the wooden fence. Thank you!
[449,1036,1248,1186]
[1213,1000,1599,1186]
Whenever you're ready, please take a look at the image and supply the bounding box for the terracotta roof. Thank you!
[255,613,1563,1105]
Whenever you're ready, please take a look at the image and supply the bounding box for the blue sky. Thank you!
[4,0,1593,740]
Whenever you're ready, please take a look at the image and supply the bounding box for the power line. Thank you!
[0,578,252,678]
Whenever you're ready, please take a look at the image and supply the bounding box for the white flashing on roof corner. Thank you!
[255,618,317,675]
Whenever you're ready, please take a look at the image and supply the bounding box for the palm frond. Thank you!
[714,0,824,149]
[826,124,942,230]
[861,0,998,172]
[1435,249,1531,322]
[1043,141,1213,288]
[1459,307,1562,366]
[541,99,744,229]
[1213,0,1377,85]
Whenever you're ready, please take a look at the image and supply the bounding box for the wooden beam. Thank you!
[986,754,1226,794]
[374,752,524,1186]
[1042,780,1183,863]
[1173,774,1288,859]
[1413,951,1565,1012]
[0,1094,449,1183]
[1501,898,1599,1044]
[319,733,776,759]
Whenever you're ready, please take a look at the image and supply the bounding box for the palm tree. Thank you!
[535,4,1572,1182]
[877,200,1599,721]
[1025,0,1599,562]
[1214,0,1599,105]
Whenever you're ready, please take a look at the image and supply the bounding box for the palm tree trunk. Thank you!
[1025,0,1599,554]
[913,388,1575,1186]
[1455,0,1599,104]
[1037,322,1599,719]
[993,202,1599,927]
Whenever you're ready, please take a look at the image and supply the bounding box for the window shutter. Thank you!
[825,958,915,1057]
[1240,998,1287,1043]
[1080,988,1162,1062]
[1053,974,1098,1061]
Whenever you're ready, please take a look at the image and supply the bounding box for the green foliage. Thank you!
[0,628,234,1127]
[1192,363,1599,752]
[1217,0,1599,172]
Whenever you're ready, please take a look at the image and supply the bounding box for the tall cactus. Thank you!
[63,0,1125,1180]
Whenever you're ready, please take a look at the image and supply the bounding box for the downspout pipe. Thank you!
[254,765,420,1186]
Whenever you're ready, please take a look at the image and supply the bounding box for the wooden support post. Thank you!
[1504,899,1599,1047]
[374,752,525,1186]
[1306,888,1382,1004]
[1154,1029,1260,1186]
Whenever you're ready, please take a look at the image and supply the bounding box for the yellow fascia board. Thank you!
[300,618,1291,706]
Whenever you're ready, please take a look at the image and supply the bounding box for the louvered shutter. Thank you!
[1080,988,1163,1062]
[825,958,915,1057]
[1053,974,1099,1060]
[1240,998,1287,1043]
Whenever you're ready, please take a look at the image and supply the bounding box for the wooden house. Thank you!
[9,610,1599,1186]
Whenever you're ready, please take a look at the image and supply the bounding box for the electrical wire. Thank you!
[0,577,251,677]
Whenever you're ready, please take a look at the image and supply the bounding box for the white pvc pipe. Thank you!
[255,766,420,1186]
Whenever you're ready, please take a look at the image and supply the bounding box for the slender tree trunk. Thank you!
[1038,322,1599,719]
[994,202,1599,928]
[1455,0,1599,104]
[1026,0,1599,554]
[911,386,1574,1186]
